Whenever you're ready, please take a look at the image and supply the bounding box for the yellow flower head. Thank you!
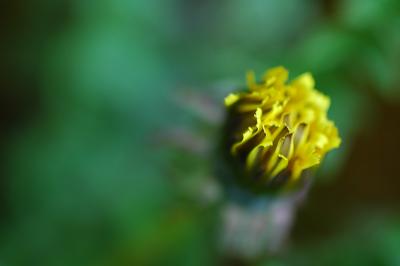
[223,66,341,192]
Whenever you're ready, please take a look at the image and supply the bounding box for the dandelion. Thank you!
[222,66,341,193]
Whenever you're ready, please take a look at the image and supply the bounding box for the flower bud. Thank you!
[222,66,341,193]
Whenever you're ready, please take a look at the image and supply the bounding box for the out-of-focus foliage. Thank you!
[1,0,400,265]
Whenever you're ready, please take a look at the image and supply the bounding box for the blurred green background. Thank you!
[1,0,400,265]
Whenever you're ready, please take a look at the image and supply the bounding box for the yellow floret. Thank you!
[224,66,341,188]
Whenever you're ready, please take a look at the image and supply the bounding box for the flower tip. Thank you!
[246,70,256,89]
[292,72,315,89]
[224,93,240,106]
